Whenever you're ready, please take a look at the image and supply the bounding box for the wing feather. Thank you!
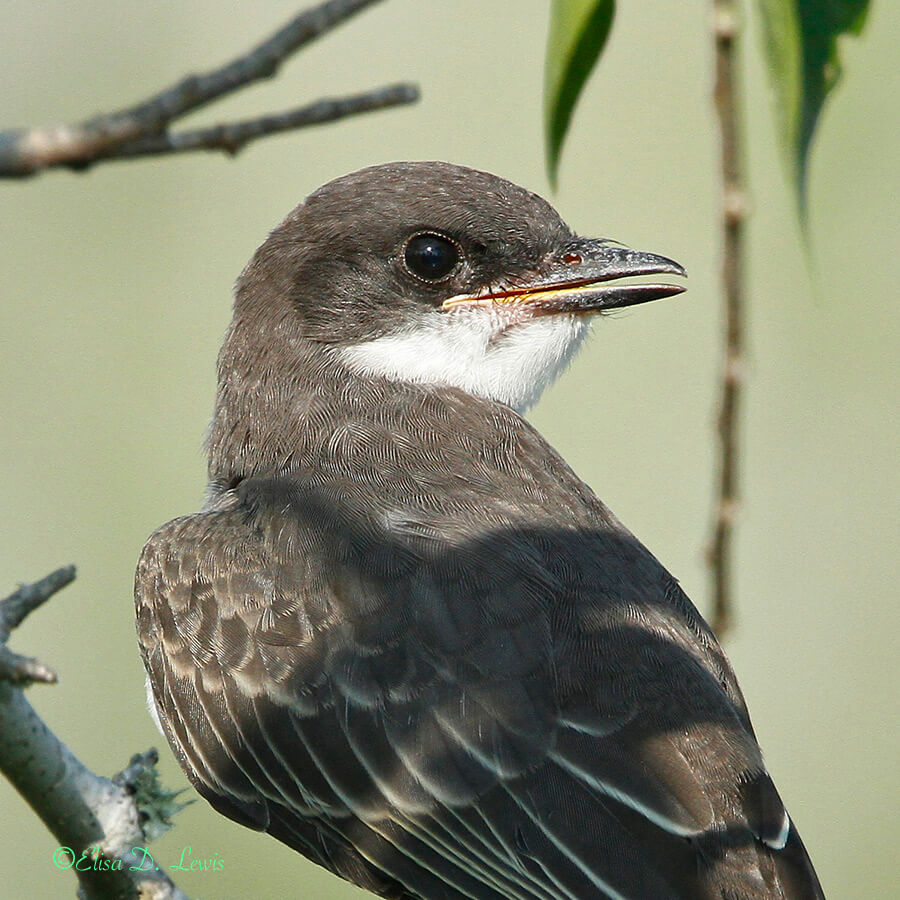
[136,485,824,900]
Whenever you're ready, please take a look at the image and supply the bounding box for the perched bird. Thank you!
[136,161,824,900]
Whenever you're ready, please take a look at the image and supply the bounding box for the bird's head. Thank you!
[234,161,685,411]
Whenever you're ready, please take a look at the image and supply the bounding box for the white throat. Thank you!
[339,307,589,412]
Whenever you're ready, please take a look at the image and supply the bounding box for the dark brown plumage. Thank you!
[136,162,824,899]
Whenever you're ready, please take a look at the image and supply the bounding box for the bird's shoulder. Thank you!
[137,386,743,719]
[135,496,329,692]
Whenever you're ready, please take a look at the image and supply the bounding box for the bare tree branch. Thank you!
[99,84,418,163]
[707,0,747,638]
[0,566,75,684]
[0,0,418,177]
[0,568,191,900]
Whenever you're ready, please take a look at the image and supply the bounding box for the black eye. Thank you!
[404,232,460,281]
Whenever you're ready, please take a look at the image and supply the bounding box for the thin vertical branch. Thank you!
[708,0,746,637]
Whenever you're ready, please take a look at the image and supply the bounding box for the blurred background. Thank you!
[1,1,897,897]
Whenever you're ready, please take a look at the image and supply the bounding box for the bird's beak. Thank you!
[442,241,686,314]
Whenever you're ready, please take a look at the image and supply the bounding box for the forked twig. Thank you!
[0,0,417,177]
[0,568,191,899]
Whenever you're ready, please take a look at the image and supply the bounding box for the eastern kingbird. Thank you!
[136,162,824,899]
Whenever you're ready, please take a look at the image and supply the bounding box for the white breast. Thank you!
[145,674,166,736]
[340,307,589,412]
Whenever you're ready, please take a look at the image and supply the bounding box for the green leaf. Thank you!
[758,0,869,211]
[544,0,615,186]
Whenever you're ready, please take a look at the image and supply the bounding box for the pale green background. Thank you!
[1,2,897,898]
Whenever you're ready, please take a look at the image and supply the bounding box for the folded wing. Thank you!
[136,484,823,900]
